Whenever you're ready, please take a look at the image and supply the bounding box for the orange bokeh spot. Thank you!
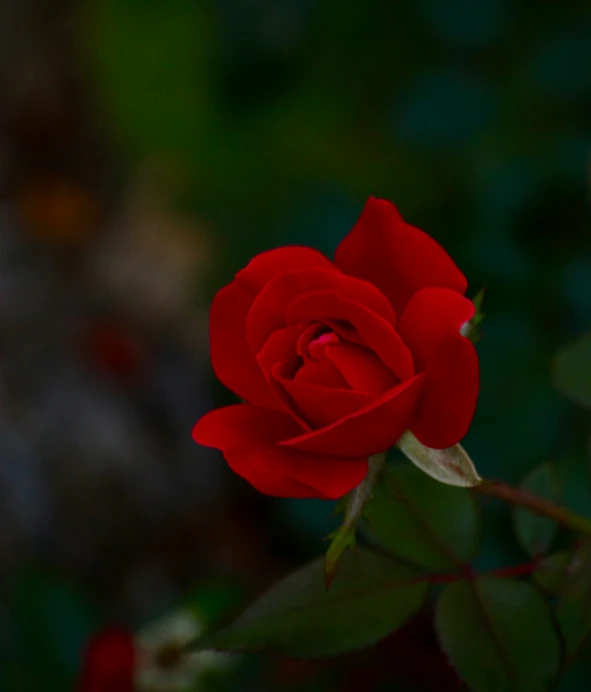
[17,177,100,244]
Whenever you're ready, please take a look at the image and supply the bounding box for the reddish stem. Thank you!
[475,479,591,537]
[412,560,539,586]
[487,560,540,579]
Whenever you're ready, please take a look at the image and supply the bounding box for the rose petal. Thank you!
[334,197,468,317]
[325,341,399,395]
[295,358,350,388]
[280,374,425,458]
[294,324,351,388]
[210,247,334,408]
[246,267,397,356]
[286,291,414,381]
[193,405,368,499]
[398,287,479,448]
[256,325,357,426]
[296,323,326,359]
[256,325,312,427]
[273,365,373,428]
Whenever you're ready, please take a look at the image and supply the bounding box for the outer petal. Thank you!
[286,291,414,381]
[210,247,334,409]
[246,267,397,356]
[280,374,425,458]
[193,405,368,499]
[334,197,468,317]
[398,287,479,448]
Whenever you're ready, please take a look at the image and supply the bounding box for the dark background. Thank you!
[0,0,590,690]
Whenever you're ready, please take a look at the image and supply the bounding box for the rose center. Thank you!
[307,331,339,360]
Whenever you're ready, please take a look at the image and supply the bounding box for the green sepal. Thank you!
[467,287,486,343]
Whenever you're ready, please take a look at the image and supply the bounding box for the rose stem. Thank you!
[474,478,591,537]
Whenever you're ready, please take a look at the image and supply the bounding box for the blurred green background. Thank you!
[0,0,590,690]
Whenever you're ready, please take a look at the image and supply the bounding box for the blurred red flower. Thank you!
[77,627,135,692]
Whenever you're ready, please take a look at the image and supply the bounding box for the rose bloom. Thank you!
[193,198,478,500]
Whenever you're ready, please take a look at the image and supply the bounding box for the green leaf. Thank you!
[559,540,591,603]
[533,550,572,593]
[363,462,480,570]
[397,431,482,487]
[192,549,429,658]
[436,577,561,692]
[552,331,591,409]
[513,463,560,557]
[554,541,591,657]
[557,600,591,659]
[533,543,591,658]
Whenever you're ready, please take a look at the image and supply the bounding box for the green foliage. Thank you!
[0,660,68,692]
[558,601,591,659]
[534,542,591,659]
[557,645,591,692]
[6,569,96,688]
[533,550,572,593]
[555,457,591,522]
[552,332,591,409]
[193,549,429,658]
[435,577,561,692]
[184,579,246,629]
[324,453,386,588]
[83,0,215,160]
[363,462,480,570]
[513,463,560,556]
[559,540,591,604]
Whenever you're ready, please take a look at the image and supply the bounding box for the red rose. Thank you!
[193,198,478,499]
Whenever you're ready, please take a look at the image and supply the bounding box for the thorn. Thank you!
[324,559,337,592]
